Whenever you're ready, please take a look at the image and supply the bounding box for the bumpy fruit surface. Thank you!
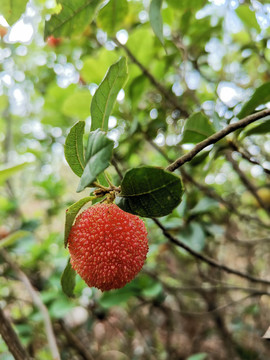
[68,203,148,291]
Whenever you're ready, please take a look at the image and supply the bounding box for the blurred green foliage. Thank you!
[0,0,270,359]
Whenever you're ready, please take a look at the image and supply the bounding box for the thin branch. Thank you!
[58,320,94,360]
[166,108,270,172]
[225,150,269,213]
[111,156,123,180]
[226,231,270,247]
[0,306,31,360]
[144,269,270,294]
[180,168,269,227]
[202,293,261,315]
[147,137,270,227]
[228,140,270,176]
[0,250,61,360]
[152,218,270,286]
[114,38,189,118]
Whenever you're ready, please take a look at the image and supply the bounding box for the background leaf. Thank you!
[149,0,164,46]
[1,0,28,25]
[61,258,76,297]
[0,162,32,184]
[181,112,215,144]
[0,231,30,249]
[236,5,260,33]
[239,118,270,139]
[178,222,206,253]
[186,353,208,360]
[62,89,91,120]
[64,121,85,177]
[97,0,128,35]
[117,166,184,217]
[91,57,128,132]
[77,130,114,192]
[64,196,95,246]
[80,49,118,84]
[237,82,270,119]
[189,197,219,215]
[44,0,101,38]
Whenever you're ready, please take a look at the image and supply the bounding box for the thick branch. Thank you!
[153,218,270,286]
[0,250,61,360]
[0,307,30,360]
[166,108,270,172]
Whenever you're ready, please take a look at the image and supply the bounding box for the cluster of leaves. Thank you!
[62,56,184,296]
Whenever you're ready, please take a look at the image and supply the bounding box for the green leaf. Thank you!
[0,162,32,184]
[1,0,28,25]
[129,74,149,108]
[0,95,8,111]
[189,197,219,215]
[240,119,270,138]
[97,0,128,35]
[42,83,76,126]
[99,288,135,308]
[62,89,91,120]
[64,121,85,177]
[127,27,155,67]
[0,231,30,249]
[181,112,215,144]
[237,83,270,119]
[91,57,128,132]
[149,0,164,46]
[178,222,205,253]
[141,281,163,298]
[64,196,95,246]
[81,49,118,84]
[186,353,208,360]
[44,0,101,38]
[189,151,210,167]
[167,0,206,10]
[236,5,260,33]
[117,166,184,218]
[77,130,114,192]
[61,258,76,297]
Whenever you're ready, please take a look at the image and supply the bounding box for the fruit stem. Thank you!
[104,171,114,188]
[93,180,121,201]
[92,181,108,191]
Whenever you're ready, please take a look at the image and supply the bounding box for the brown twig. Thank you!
[152,218,270,286]
[58,320,94,360]
[228,140,270,176]
[144,269,270,295]
[147,137,270,227]
[111,156,123,180]
[180,168,269,227]
[114,38,189,118]
[0,249,61,360]
[0,306,31,360]
[225,150,269,213]
[166,108,270,172]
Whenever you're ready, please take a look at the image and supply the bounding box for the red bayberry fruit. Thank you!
[47,35,62,47]
[0,227,10,240]
[68,203,148,291]
[0,26,8,38]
